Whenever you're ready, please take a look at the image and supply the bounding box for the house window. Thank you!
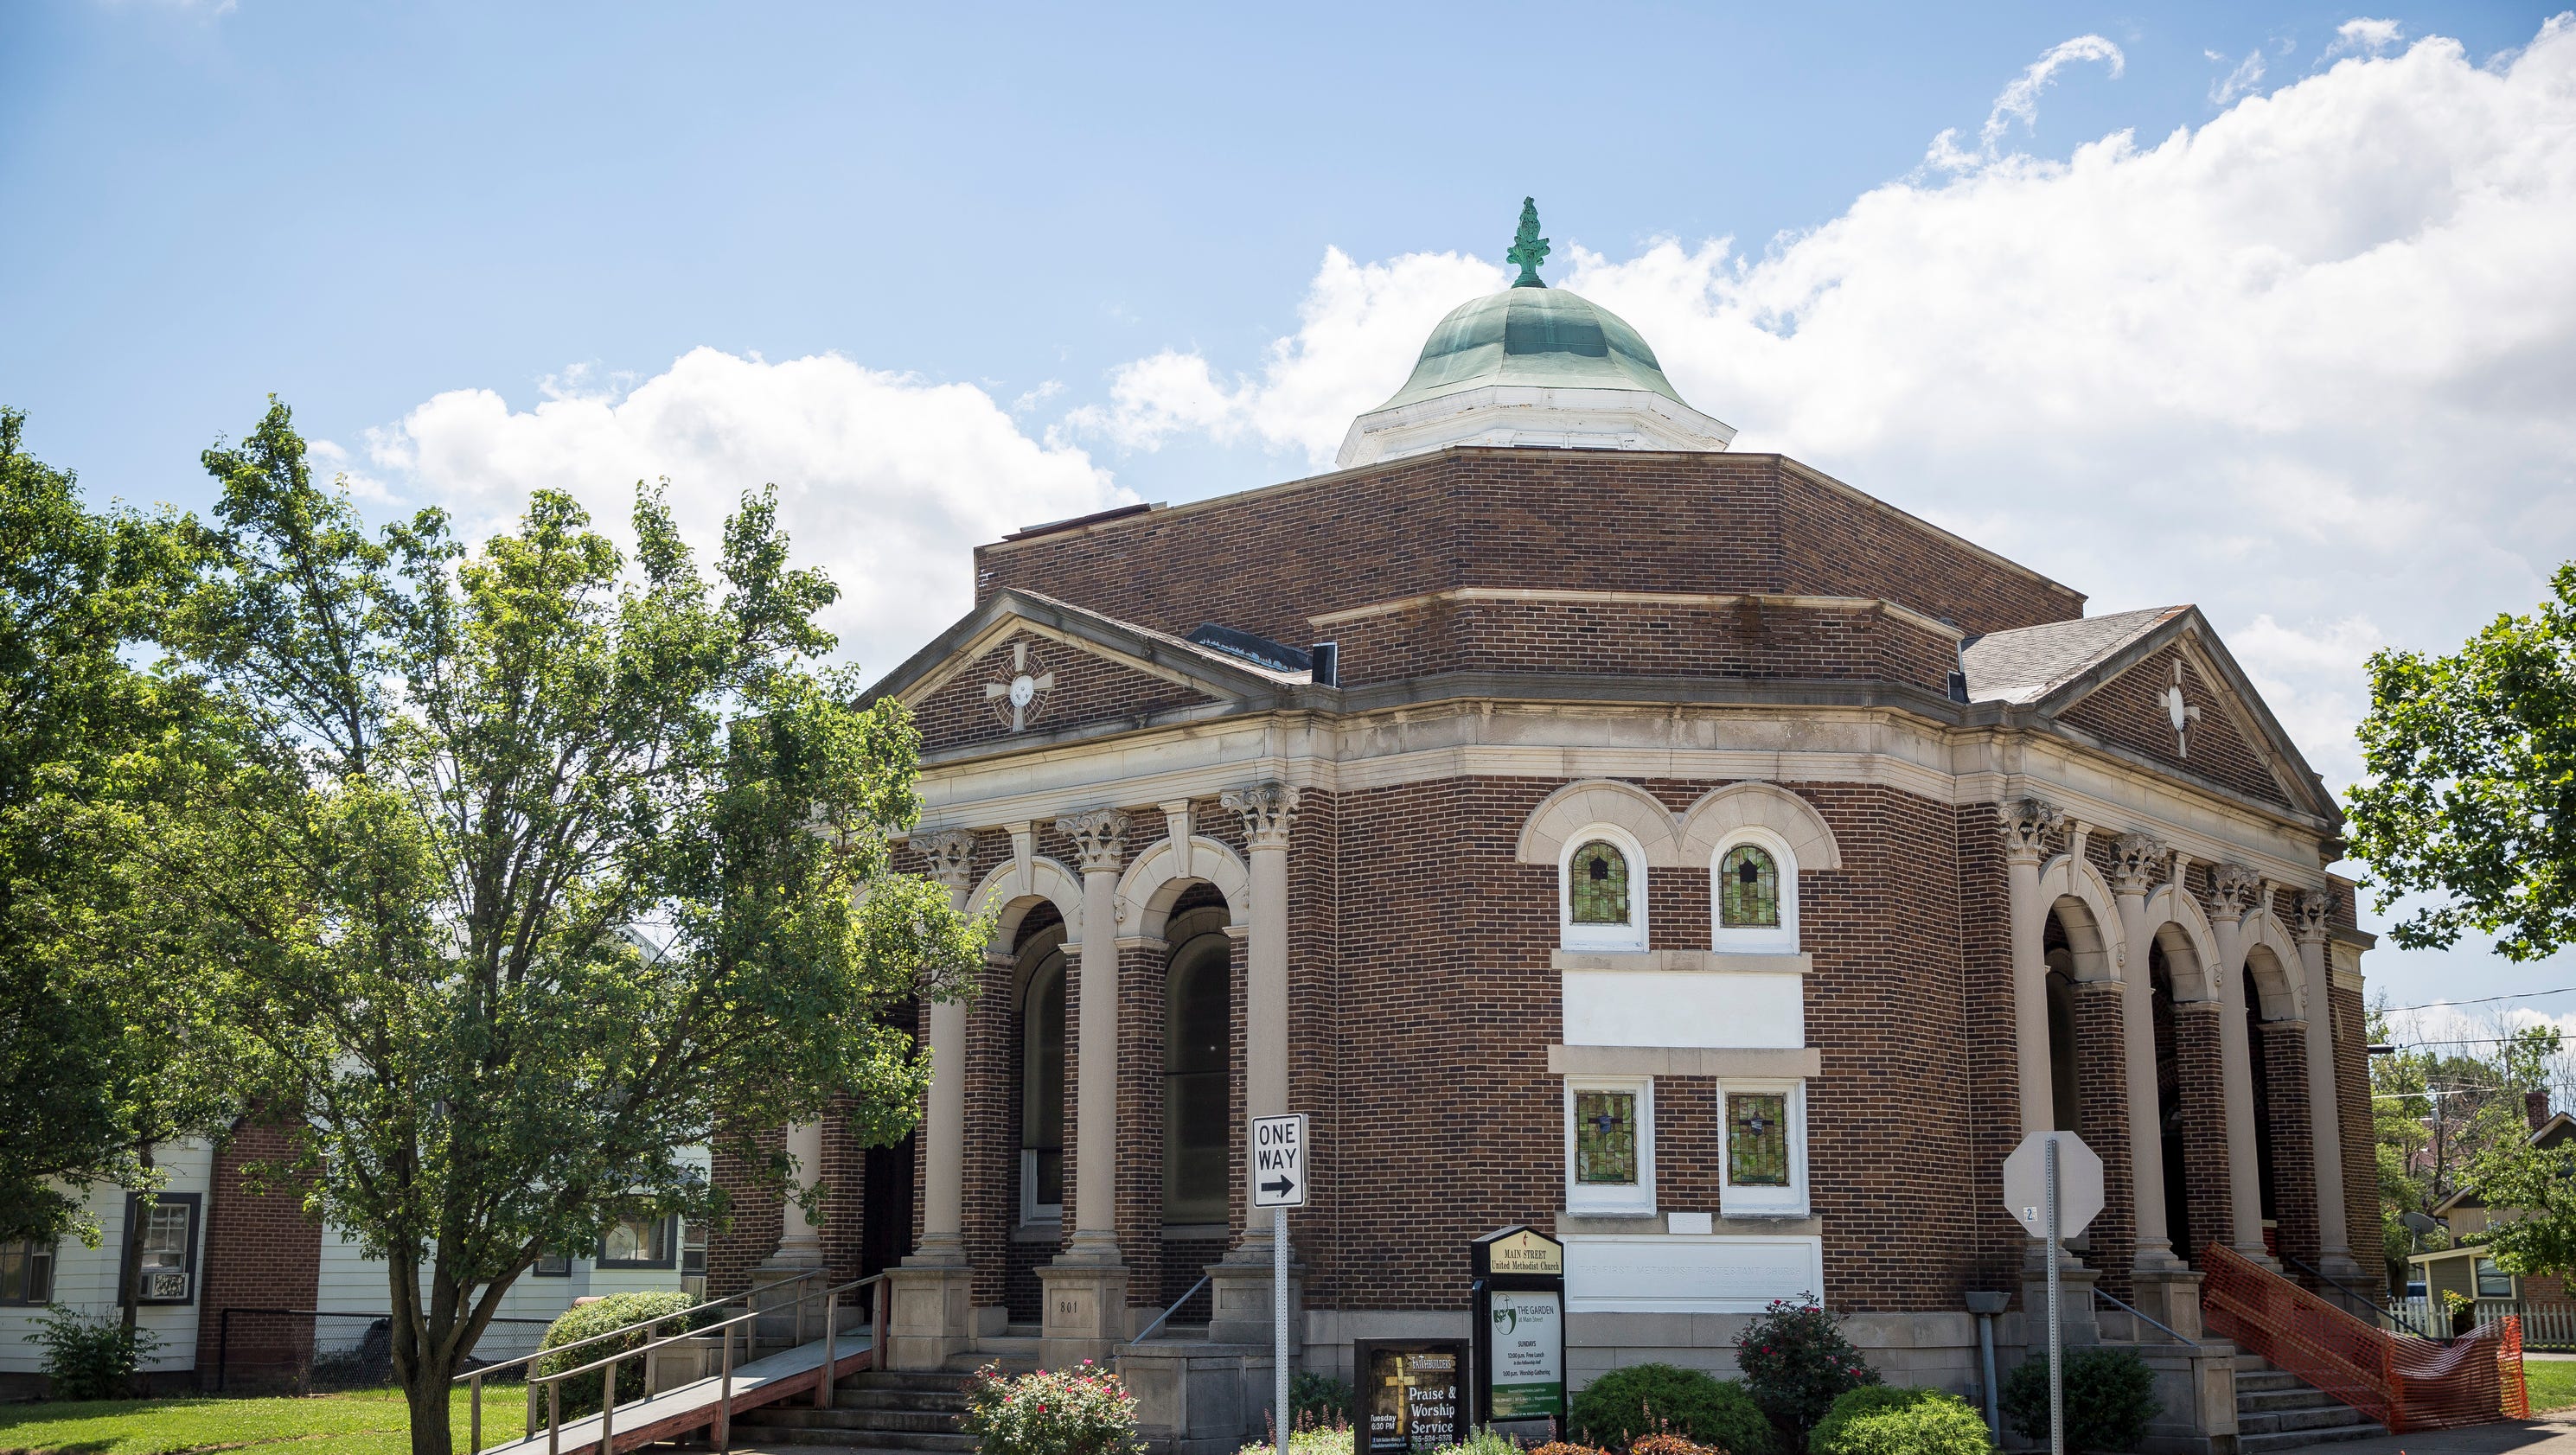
[0,1239,54,1305]
[1561,829,1648,951]
[599,1215,675,1269]
[2477,1258,2515,1299]
[681,1220,707,1299]
[1564,1078,1655,1215]
[1710,830,1799,953]
[124,1192,201,1304]
[533,1248,572,1277]
[1718,1082,1809,1216]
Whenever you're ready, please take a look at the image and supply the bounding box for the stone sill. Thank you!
[1552,950,1812,975]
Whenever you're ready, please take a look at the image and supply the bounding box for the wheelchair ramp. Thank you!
[472,1334,875,1455]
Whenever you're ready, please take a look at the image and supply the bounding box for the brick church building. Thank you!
[708,217,2375,1454]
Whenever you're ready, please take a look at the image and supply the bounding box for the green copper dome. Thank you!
[1371,286,1692,413]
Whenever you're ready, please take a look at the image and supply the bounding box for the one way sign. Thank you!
[1250,1113,1308,1209]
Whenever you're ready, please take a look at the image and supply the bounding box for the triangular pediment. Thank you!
[2009,606,2335,821]
[869,590,1310,755]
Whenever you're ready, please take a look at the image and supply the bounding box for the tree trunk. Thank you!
[406,1362,457,1455]
[116,1140,153,1398]
[388,1252,459,1455]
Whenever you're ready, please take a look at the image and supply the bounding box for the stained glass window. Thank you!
[1569,841,1630,925]
[1574,1090,1639,1184]
[1720,845,1780,929]
[1728,1092,1791,1187]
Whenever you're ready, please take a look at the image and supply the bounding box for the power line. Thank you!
[2382,987,2576,1012]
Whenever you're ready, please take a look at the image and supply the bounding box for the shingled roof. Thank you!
[1959,605,2188,705]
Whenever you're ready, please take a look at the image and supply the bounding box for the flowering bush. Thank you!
[1733,1299,1878,1445]
[1528,1443,1608,1455]
[1237,1430,1353,1455]
[964,1361,1145,1455]
[1630,1434,1723,1455]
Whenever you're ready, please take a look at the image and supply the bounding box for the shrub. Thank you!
[1735,1300,1879,1445]
[1238,1430,1353,1455]
[1630,1435,1722,1455]
[1999,1348,2158,1455]
[27,1307,160,1401]
[1569,1363,1773,1454]
[1430,1429,1525,1455]
[1530,1444,1608,1455]
[963,1360,1143,1455]
[1808,1387,1990,1455]
[1294,1370,1356,1429]
[533,1291,696,1419]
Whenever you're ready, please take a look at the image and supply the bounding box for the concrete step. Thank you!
[2235,1371,2309,1394]
[826,1387,972,1414]
[723,1419,978,1452]
[725,1433,978,1452]
[2239,1404,2377,1436]
[2238,1422,2389,1454]
[834,1371,975,1398]
[749,1407,967,1435]
[2240,1387,2353,1413]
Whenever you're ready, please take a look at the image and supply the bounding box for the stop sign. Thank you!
[2003,1131,2105,1239]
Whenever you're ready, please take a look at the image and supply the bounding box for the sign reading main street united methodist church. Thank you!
[1470,1227,1567,1434]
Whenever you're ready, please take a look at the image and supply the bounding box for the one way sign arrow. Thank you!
[1250,1113,1308,1209]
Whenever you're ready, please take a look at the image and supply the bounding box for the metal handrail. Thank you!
[454,1267,827,1385]
[1129,1275,1211,1346]
[2089,1284,2202,1348]
[2280,1251,2438,1339]
[458,1269,885,1455]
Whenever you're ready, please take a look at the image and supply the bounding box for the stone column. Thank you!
[1040,807,1130,1366]
[2298,890,2363,1282]
[886,829,978,1369]
[1208,782,1303,1349]
[2001,799,2061,1136]
[748,1118,829,1348]
[2110,834,2180,1273]
[2208,865,2270,1261]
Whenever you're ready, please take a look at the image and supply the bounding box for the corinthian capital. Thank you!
[1998,797,2061,865]
[1055,807,1131,873]
[2207,864,2260,921]
[1220,781,1301,850]
[917,828,978,890]
[2296,888,2333,945]
[2110,833,2169,896]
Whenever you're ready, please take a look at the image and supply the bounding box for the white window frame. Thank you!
[1021,1149,1063,1227]
[1564,1075,1656,1216]
[1710,826,1799,954]
[1716,1079,1809,1217]
[1560,825,1649,952]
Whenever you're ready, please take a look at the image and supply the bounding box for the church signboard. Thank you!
[1353,1340,1466,1455]
[1470,1227,1567,1438]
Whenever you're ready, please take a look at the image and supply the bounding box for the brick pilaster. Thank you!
[2260,1022,2320,1273]
[2173,1002,2231,1265]
[2073,979,2135,1298]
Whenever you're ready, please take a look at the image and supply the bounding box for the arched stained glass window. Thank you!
[1569,840,1630,925]
[1720,845,1780,929]
[1020,950,1066,1216]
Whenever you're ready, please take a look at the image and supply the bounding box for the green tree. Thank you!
[2369,1002,2568,1292]
[68,401,982,1453]
[0,407,231,1252]
[2348,564,2576,960]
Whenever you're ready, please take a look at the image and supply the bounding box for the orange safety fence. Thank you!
[2201,1242,2529,1433]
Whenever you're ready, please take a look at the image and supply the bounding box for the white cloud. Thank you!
[2327,17,2406,59]
[1065,246,1506,459]
[357,347,1123,677]
[2208,48,2268,105]
[1981,35,2126,150]
[1074,13,2576,807]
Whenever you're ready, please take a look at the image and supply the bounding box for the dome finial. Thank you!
[1506,197,1550,288]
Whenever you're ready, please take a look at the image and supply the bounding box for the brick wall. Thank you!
[193,1119,322,1391]
[916,630,1216,755]
[2174,1004,2233,1262]
[2331,980,2380,1277]
[2259,1023,2321,1273]
[975,451,2082,653]
[2071,980,2136,1299]
[2056,646,2293,810]
[1317,597,1960,693]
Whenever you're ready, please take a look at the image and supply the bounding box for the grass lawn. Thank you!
[0,1382,523,1455]
[2528,1359,2576,1414]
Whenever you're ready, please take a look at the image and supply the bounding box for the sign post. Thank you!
[1469,1227,1566,1444]
[2003,1131,2104,1455]
[1253,1113,1308,1455]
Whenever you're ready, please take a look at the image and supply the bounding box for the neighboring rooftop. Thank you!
[1959,606,2188,705]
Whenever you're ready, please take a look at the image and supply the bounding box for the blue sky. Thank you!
[6,1,2576,1049]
